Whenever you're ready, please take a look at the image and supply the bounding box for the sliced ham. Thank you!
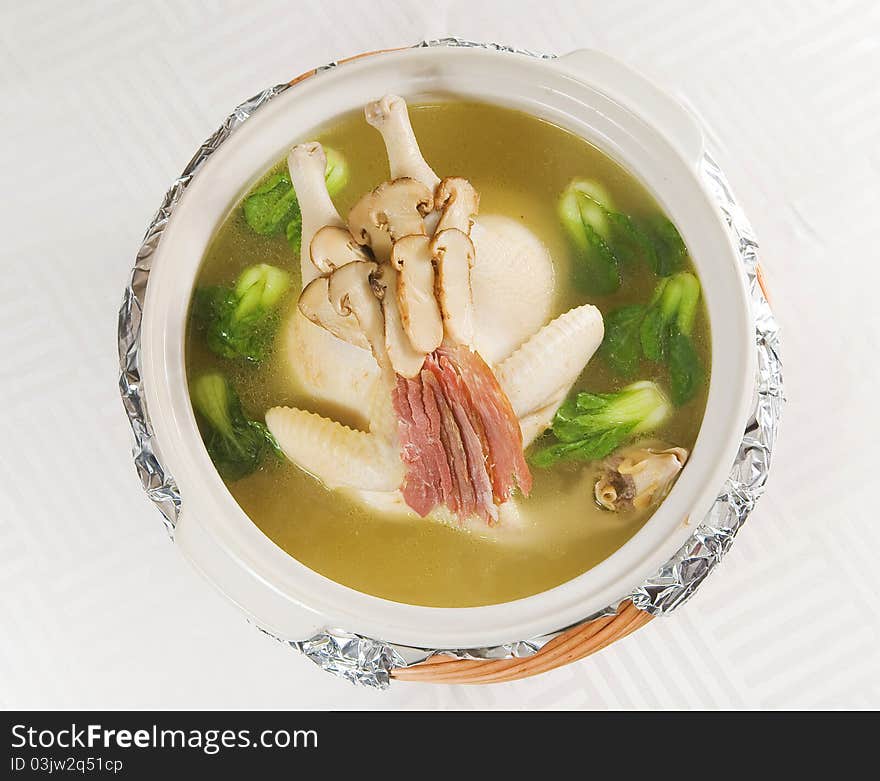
[392,378,437,516]
[392,344,532,524]
[440,345,532,501]
[429,353,497,524]
[424,369,476,519]
[419,371,458,514]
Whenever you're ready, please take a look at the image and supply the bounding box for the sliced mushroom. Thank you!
[348,178,433,262]
[431,228,475,346]
[326,261,388,368]
[390,234,444,354]
[435,177,480,234]
[364,95,440,190]
[595,445,689,512]
[371,264,427,378]
[309,225,371,275]
[297,276,370,351]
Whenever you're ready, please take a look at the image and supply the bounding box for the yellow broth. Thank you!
[186,101,711,607]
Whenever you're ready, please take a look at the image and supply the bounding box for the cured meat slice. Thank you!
[392,378,437,516]
[440,345,532,501]
[424,369,476,519]
[393,345,532,523]
[420,373,458,514]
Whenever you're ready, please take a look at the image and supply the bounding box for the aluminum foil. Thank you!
[118,38,783,689]
[628,154,784,614]
[117,82,292,536]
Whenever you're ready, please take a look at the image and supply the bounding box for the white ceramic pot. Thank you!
[141,46,755,649]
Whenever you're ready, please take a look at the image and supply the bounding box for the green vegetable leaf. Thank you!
[192,264,291,363]
[235,263,291,313]
[559,179,621,295]
[549,395,586,442]
[670,271,700,336]
[243,148,349,243]
[285,211,303,252]
[530,381,672,468]
[243,173,299,236]
[639,305,669,362]
[190,372,279,481]
[642,215,688,277]
[605,211,660,270]
[193,285,238,357]
[557,178,692,290]
[668,330,704,406]
[577,221,621,295]
[599,269,706,413]
[530,425,635,467]
[639,272,702,361]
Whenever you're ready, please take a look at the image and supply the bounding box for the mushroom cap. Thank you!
[309,225,371,275]
[326,260,388,368]
[297,275,370,351]
[327,260,379,316]
[390,234,444,354]
[435,176,480,234]
[347,177,434,262]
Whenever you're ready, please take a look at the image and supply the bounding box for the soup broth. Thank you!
[186,101,710,607]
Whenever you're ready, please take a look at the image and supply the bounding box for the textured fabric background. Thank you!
[1,0,878,708]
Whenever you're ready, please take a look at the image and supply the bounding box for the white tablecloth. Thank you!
[2,0,878,708]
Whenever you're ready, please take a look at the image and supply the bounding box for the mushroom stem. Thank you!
[431,228,475,346]
[288,142,344,286]
[391,235,444,354]
[365,95,440,190]
[309,225,371,275]
[372,264,428,378]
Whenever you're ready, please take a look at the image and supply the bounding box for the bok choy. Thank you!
[559,180,621,295]
[601,272,705,405]
[190,372,280,481]
[530,381,672,468]
[559,178,689,294]
[193,263,291,363]
[242,147,349,252]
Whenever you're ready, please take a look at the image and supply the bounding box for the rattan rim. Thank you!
[391,601,651,684]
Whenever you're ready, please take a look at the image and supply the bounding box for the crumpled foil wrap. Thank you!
[118,38,784,689]
[117,82,292,536]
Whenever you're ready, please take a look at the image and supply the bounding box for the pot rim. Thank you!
[135,44,757,649]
